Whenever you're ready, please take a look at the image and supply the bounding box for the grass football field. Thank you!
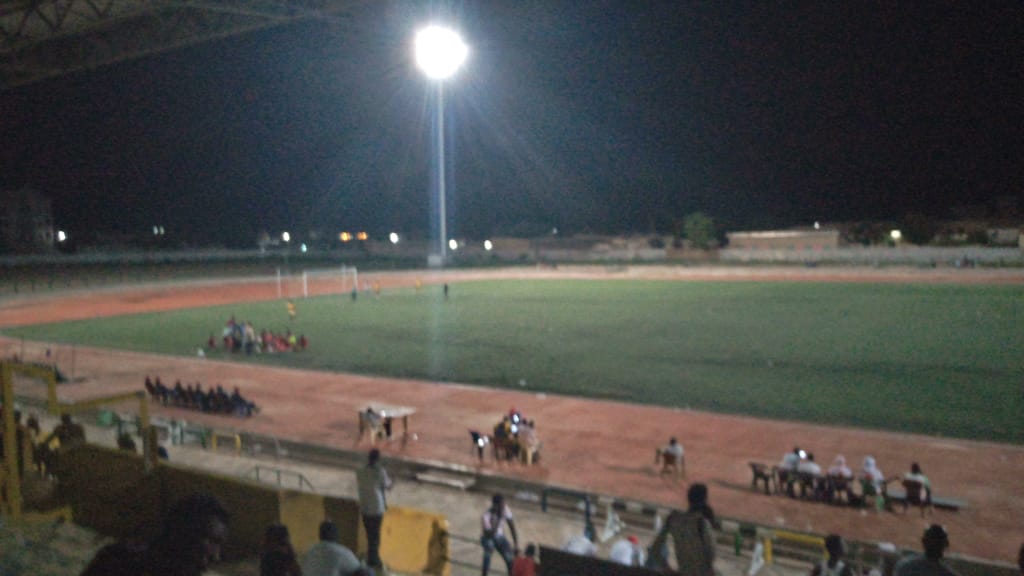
[4,279,1022,443]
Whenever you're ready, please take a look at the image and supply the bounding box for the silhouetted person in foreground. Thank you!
[893,524,962,576]
[80,493,229,576]
[810,534,854,576]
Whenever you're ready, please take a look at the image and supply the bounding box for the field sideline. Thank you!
[3,274,1022,443]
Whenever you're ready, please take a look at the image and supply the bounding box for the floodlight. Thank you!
[415,26,468,80]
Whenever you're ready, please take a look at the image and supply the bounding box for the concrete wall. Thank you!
[721,245,1023,265]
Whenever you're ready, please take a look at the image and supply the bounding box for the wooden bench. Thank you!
[885,488,967,511]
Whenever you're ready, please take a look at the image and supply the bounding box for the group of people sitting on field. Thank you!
[210,316,308,355]
[490,408,542,464]
[774,446,932,510]
[144,376,259,417]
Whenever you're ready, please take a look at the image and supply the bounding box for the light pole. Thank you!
[415,25,467,266]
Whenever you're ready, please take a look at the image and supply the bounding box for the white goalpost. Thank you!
[276,264,360,297]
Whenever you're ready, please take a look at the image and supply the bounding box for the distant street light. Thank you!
[415,25,468,266]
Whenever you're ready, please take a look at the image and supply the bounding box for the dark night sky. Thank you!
[2,1,1022,246]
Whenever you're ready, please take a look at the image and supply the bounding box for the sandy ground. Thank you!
[1,265,1022,563]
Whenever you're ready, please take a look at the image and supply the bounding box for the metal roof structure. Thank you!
[0,0,353,90]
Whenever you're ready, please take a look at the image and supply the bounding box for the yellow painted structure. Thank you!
[209,430,241,455]
[279,490,326,554]
[380,506,451,576]
[4,364,448,572]
[1,361,57,518]
[762,529,825,564]
[324,495,364,554]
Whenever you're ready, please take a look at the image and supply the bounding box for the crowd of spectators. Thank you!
[144,376,258,417]
[212,316,308,356]
[490,408,542,464]
[773,446,932,511]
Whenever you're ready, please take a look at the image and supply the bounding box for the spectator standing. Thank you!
[355,448,392,570]
[480,493,519,576]
[893,524,962,576]
[301,520,368,576]
[810,534,854,576]
[648,483,716,576]
[80,493,229,576]
[260,523,302,576]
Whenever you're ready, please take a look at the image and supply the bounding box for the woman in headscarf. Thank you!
[828,455,851,478]
[825,455,854,503]
[860,456,889,510]
[861,456,885,490]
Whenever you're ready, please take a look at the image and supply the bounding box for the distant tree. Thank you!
[683,212,716,250]
[966,228,989,246]
[901,214,938,245]
[846,222,888,246]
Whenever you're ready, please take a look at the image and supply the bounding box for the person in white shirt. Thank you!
[301,520,368,576]
[355,449,392,570]
[609,535,646,567]
[563,533,597,557]
[480,494,519,576]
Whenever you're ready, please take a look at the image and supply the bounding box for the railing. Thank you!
[246,465,315,491]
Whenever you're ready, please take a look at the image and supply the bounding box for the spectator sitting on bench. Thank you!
[796,452,823,499]
[860,456,891,510]
[903,462,931,491]
[230,387,258,416]
[826,455,854,503]
[777,447,803,496]
[518,420,542,465]
[656,437,685,477]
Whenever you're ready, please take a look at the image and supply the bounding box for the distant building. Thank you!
[725,229,841,251]
[0,186,55,254]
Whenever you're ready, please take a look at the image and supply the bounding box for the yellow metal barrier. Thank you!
[209,431,242,456]
[380,506,451,576]
[762,529,826,565]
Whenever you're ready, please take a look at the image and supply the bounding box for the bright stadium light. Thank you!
[415,26,468,80]
[415,24,468,266]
